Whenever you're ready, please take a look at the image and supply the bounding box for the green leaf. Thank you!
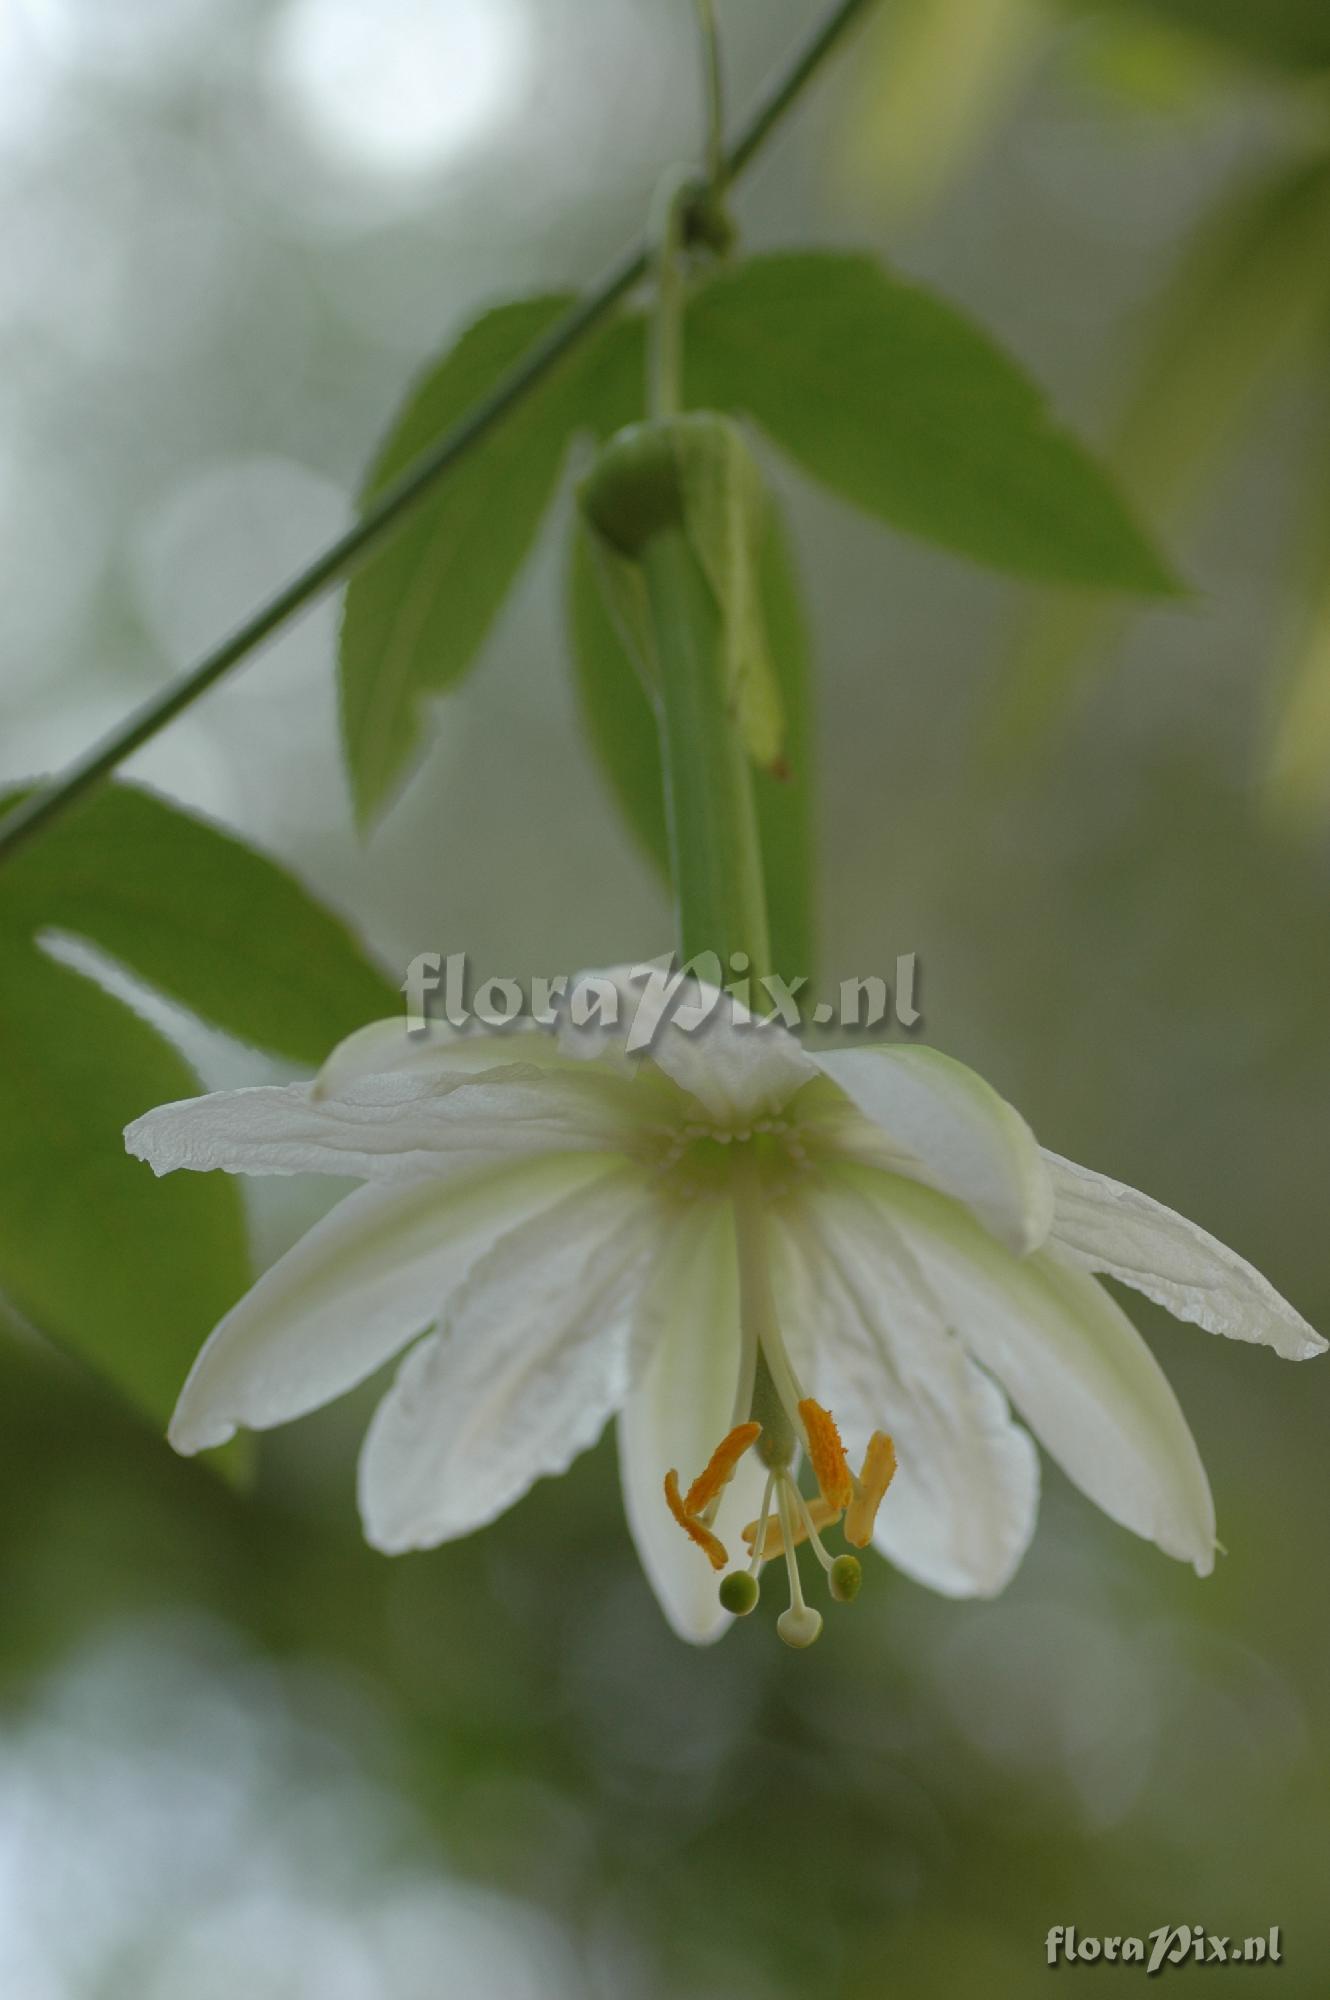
[340,296,644,827]
[683,253,1177,594]
[569,520,670,872]
[0,781,395,1428]
[582,499,660,692]
[569,498,815,981]
[341,295,571,826]
[0,942,248,1425]
[0,782,395,1065]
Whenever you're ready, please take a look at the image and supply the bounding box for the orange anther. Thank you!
[742,1493,839,1561]
[844,1432,897,1548]
[664,1469,729,1570]
[797,1398,853,1512]
[683,1420,762,1515]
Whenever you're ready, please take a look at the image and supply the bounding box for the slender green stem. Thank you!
[723,0,873,184]
[643,527,771,979]
[0,0,876,869]
[694,0,725,185]
[648,169,693,423]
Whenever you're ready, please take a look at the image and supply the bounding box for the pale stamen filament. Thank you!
[776,1479,808,1609]
[774,1475,822,1649]
[746,1469,777,1578]
[789,1481,837,1575]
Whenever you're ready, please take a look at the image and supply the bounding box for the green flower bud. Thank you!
[579,412,784,768]
[579,422,684,558]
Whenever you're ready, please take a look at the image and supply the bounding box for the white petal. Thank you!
[858,1168,1216,1573]
[358,1169,662,1551]
[776,1184,1039,1597]
[126,1058,647,1182]
[809,1044,1053,1253]
[314,1014,552,1096]
[169,1152,614,1454]
[557,963,817,1124]
[618,1199,768,1645]
[1044,1148,1325,1362]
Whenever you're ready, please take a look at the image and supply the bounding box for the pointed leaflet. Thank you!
[340,296,642,827]
[0,782,394,1064]
[581,503,659,690]
[568,497,815,982]
[569,520,667,869]
[0,782,394,1423]
[0,943,248,1424]
[683,253,1176,593]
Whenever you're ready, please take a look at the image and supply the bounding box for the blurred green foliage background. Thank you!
[2,0,1329,1992]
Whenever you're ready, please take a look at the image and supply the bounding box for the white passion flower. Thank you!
[124,967,1323,1648]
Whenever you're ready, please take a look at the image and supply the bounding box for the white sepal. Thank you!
[169,1153,614,1454]
[358,1169,660,1551]
[126,1060,645,1182]
[1044,1149,1325,1362]
[810,1044,1053,1254]
[857,1168,1217,1575]
[778,1179,1040,1597]
[618,1199,769,1644]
